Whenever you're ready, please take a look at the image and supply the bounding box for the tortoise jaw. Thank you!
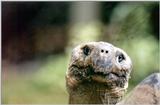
[70,64,128,88]
[91,68,129,88]
[91,71,119,82]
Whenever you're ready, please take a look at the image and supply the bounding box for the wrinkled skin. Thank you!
[66,42,132,104]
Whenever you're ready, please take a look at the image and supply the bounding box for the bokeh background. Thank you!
[2,1,159,104]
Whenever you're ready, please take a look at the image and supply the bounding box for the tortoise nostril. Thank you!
[101,50,108,54]
[101,50,104,53]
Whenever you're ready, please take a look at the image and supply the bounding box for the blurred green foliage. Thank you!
[68,21,103,49]
[2,54,69,104]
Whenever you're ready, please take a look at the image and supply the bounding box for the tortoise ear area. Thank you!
[81,45,91,56]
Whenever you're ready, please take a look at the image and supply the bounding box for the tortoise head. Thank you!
[67,42,132,88]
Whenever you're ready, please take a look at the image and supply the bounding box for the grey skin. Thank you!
[66,42,132,104]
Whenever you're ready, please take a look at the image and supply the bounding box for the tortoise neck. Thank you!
[68,81,126,104]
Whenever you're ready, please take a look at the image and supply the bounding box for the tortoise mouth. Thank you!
[71,64,127,86]
[93,71,120,77]
[87,65,126,79]
[91,71,120,82]
[91,70,128,88]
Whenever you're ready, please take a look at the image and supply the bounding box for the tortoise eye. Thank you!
[83,45,91,56]
[118,54,125,63]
